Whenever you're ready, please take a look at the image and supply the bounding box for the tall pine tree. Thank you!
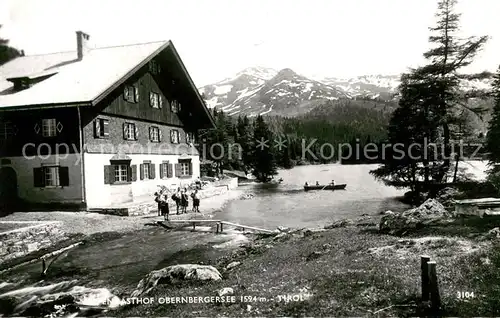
[371,0,487,195]
[252,115,278,182]
[485,66,500,190]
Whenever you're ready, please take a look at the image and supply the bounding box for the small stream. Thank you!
[0,228,250,317]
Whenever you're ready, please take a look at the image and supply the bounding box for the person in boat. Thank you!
[316,181,320,186]
[305,182,308,186]
[331,180,335,186]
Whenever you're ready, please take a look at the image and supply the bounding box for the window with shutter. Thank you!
[94,120,101,138]
[159,96,163,108]
[159,163,164,179]
[123,123,128,140]
[123,86,129,101]
[188,162,193,176]
[59,166,69,186]
[139,164,144,180]
[134,87,139,102]
[127,166,133,182]
[150,164,156,179]
[134,125,138,140]
[167,163,173,178]
[158,129,163,142]
[33,167,45,187]
[102,119,109,137]
[104,165,114,184]
[124,85,136,103]
[131,165,137,181]
[174,163,181,177]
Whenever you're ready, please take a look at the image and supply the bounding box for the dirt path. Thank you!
[0,189,245,235]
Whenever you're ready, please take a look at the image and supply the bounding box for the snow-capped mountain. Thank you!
[318,75,401,100]
[199,66,494,117]
[199,67,347,117]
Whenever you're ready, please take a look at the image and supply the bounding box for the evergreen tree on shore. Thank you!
[485,66,500,190]
[252,115,278,182]
[370,0,488,195]
[236,115,254,173]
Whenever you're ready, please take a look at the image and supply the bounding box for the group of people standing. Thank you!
[154,187,201,221]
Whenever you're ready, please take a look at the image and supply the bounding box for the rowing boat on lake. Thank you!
[304,184,347,191]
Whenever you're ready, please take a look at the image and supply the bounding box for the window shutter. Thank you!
[123,86,129,101]
[127,165,132,182]
[149,92,154,107]
[170,130,174,143]
[174,163,181,177]
[59,166,69,186]
[33,167,45,187]
[159,96,163,109]
[159,163,164,179]
[104,165,114,184]
[134,125,138,140]
[34,120,41,135]
[123,123,128,139]
[131,165,137,181]
[150,164,156,179]
[188,162,193,175]
[134,87,139,102]
[148,127,152,141]
[158,129,163,142]
[103,120,109,137]
[139,164,144,180]
[94,120,101,138]
[167,163,173,178]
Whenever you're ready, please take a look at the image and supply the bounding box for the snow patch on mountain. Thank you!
[199,67,494,117]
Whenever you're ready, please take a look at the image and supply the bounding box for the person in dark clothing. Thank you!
[180,189,189,213]
[154,192,161,216]
[160,193,170,221]
[191,189,200,213]
[172,187,181,214]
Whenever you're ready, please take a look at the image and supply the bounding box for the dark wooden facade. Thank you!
[0,108,81,157]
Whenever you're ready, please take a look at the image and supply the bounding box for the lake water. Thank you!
[215,163,410,229]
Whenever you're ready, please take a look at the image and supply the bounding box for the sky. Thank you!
[0,0,499,86]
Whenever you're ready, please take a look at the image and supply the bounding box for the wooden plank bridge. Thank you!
[162,219,273,234]
[455,198,500,216]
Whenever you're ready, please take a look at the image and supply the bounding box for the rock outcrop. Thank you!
[379,199,454,235]
[132,264,222,297]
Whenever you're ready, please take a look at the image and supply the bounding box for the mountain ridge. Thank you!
[199,66,494,118]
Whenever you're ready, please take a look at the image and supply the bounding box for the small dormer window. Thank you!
[12,78,31,91]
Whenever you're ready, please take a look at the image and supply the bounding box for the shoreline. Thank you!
[0,187,247,236]
[0,202,499,316]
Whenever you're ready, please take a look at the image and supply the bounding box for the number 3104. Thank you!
[457,291,474,299]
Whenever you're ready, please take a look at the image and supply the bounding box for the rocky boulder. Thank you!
[481,227,500,241]
[132,264,222,297]
[379,199,453,235]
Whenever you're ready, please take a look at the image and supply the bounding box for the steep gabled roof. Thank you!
[0,40,215,127]
[0,41,167,107]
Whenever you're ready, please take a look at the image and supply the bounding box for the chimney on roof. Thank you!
[76,31,91,60]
